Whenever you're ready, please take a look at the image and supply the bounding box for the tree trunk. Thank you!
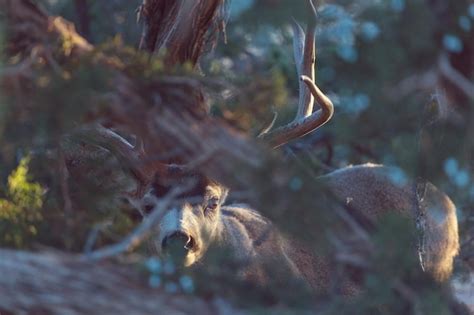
[138,0,226,67]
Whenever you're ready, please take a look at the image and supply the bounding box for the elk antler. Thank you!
[260,0,334,148]
[71,125,188,197]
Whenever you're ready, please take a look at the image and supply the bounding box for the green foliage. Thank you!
[44,0,141,44]
[0,157,44,248]
[1,0,473,312]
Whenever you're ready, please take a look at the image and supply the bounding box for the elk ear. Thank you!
[206,179,228,205]
[219,187,229,205]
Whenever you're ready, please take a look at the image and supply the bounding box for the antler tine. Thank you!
[292,20,308,118]
[295,0,317,120]
[292,20,305,77]
[73,125,150,183]
[261,0,333,148]
[265,75,334,148]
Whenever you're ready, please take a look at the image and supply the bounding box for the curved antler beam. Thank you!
[295,0,318,119]
[69,125,189,196]
[261,75,334,148]
[260,0,334,149]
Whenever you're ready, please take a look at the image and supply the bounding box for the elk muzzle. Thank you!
[162,231,196,250]
[161,231,197,265]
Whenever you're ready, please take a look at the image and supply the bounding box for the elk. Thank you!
[78,0,459,294]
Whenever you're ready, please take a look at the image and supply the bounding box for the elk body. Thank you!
[80,0,459,295]
[134,163,458,294]
[126,170,300,285]
[323,164,459,283]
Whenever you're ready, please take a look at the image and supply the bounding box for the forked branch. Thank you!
[83,183,190,261]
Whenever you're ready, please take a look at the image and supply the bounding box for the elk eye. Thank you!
[143,203,154,214]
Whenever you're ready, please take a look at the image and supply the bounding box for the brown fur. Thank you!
[150,163,459,294]
[322,163,459,282]
[227,163,459,291]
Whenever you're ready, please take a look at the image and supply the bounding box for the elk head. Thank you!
[149,172,228,266]
[71,125,229,266]
[76,0,333,267]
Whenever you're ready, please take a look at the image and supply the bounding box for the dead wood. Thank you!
[138,0,227,67]
[0,249,242,315]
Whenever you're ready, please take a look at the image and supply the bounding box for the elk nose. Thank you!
[162,231,196,252]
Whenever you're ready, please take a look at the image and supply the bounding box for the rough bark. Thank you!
[138,0,227,67]
[0,249,243,315]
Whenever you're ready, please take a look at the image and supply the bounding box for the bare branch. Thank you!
[386,69,437,101]
[58,149,74,243]
[438,53,474,100]
[392,280,424,315]
[83,221,113,254]
[332,206,372,244]
[83,184,190,261]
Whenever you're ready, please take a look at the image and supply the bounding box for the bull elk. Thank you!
[79,0,458,294]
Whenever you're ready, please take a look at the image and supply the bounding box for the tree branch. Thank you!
[438,53,474,100]
[83,184,191,261]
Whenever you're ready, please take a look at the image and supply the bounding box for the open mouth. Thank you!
[161,231,199,258]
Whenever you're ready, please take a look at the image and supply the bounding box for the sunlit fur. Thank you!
[150,164,459,290]
[152,182,300,280]
[155,184,227,266]
[323,164,459,282]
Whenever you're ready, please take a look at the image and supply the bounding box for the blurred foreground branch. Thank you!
[0,249,241,315]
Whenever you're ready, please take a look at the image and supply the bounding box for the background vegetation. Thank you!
[0,0,473,313]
